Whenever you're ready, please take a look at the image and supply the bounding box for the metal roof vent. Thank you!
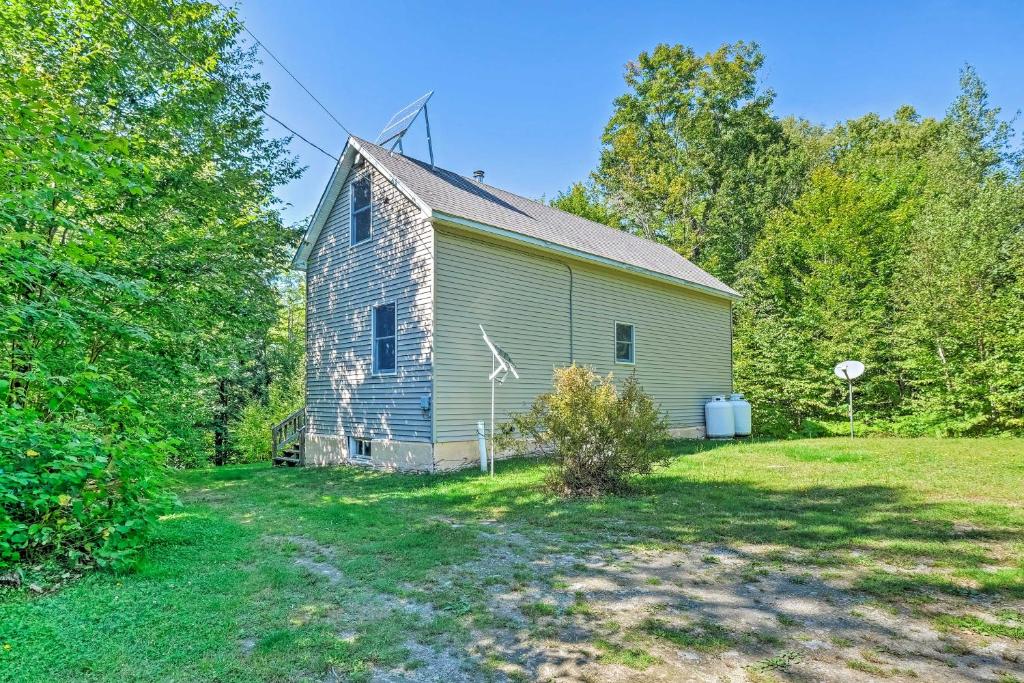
[473,169,485,183]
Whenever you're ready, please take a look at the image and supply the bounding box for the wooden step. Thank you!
[270,407,306,468]
[272,444,303,467]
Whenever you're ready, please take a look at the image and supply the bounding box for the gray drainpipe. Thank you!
[564,261,574,363]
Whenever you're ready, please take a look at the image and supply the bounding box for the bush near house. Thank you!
[501,365,671,495]
[0,406,172,571]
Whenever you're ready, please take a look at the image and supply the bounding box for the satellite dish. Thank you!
[834,360,865,380]
[834,360,865,439]
[479,326,520,477]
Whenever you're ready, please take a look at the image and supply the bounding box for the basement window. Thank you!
[349,437,371,463]
[350,175,372,245]
[372,302,397,375]
[615,322,635,364]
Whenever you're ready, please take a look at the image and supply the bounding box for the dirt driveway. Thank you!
[286,516,1023,683]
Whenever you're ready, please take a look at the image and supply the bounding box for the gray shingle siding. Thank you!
[305,163,434,444]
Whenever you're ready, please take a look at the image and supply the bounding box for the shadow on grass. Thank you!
[175,445,1024,600]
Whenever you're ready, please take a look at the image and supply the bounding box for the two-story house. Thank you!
[290,136,739,471]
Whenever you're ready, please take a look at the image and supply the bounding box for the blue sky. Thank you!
[230,1,1024,225]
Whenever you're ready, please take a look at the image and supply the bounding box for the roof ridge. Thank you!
[349,136,738,298]
[357,137,687,258]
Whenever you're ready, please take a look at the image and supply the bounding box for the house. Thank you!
[290,136,739,471]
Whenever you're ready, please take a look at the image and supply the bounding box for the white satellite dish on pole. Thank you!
[480,325,519,476]
[834,360,865,438]
[833,360,865,381]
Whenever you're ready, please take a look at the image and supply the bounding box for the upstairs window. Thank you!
[350,175,371,244]
[372,303,396,374]
[615,322,635,364]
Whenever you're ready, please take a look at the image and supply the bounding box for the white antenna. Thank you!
[833,360,865,438]
[480,325,519,476]
[375,91,435,167]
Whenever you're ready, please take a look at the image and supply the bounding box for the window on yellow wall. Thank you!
[615,322,634,364]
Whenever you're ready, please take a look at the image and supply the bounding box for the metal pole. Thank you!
[490,355,496,477]
[423,103,434,169]
[848,379,854,438]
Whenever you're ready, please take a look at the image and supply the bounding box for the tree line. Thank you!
[553,42,1024,437]
[1,0,303,569]
[2,3,1019,573]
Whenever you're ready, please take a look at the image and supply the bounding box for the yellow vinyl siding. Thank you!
[569,260,732,426]
[433,226,731,441]
[432,229,571,441]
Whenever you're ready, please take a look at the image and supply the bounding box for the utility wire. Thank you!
[258,111,340,161]
[101,0,341,162]
[214,0,353,138]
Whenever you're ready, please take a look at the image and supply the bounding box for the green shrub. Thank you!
[231,401,276,464]
[501,365,670,496]
[230,360,304,463]
[0,406,173,571]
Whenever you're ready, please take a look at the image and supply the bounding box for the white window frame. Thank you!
[348,436,372,463]
[349,174,372,246]
[614,321,635,365]
[371,301,397,376]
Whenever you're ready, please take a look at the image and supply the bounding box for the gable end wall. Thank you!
[305,162,434,466]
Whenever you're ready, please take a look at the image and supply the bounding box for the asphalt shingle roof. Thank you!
[354,137,738,298]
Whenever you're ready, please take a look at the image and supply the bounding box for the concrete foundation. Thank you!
[303,423,706,473]
[304,433,433,472]
[371,439,434,472]
[304,433,347,467]
[669,425,706,439]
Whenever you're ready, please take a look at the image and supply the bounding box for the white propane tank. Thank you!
[705,395,735,439]
[729,393,752,437]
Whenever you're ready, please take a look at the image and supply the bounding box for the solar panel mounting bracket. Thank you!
[375,91,435,168]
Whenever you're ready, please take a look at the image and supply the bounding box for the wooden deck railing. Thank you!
[271,407,306,465]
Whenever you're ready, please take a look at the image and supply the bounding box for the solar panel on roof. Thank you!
[375,92,435,167]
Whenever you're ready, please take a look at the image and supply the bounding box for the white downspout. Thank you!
[477,421,487,472]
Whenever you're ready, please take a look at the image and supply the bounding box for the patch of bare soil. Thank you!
[268,536,488,683]
[259,528,1022,682]
[435,522,1024,683]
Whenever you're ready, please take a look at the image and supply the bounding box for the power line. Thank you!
[101,0,341,162]
[214,0,352,138]
[260,111,342,161]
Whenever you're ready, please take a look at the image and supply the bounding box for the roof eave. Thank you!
[291,137,435,270]
[291,139,352,270]
[432,211,741,301]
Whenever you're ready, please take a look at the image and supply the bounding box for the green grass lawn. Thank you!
[2,438,1023,682]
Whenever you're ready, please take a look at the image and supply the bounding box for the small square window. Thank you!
[373,303,396,374]
[349,437,372,463]
[615,322,634,364]
[350,176,371,244]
